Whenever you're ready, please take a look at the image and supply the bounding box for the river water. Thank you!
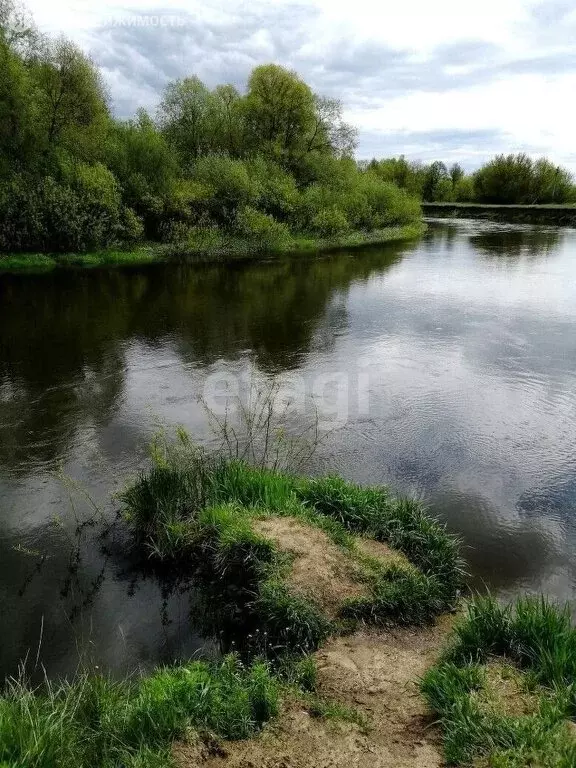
[2,219,576,681]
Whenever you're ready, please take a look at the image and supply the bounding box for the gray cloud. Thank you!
[356,128,514,164]
[89,2,576,163]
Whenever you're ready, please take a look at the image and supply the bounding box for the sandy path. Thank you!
[174,618,453,768]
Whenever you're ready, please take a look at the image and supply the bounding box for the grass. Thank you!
[120,434,465,655]
[420,595,576,766]
[0,246,163,273]
[0,656,280,768]
[0,223,425,273]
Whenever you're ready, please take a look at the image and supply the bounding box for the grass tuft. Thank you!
[422,595,576,766]
[0,657,280,768]
[120,436,465,656]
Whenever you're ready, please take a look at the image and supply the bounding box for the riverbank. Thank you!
[3,437,576,766]
[0,224,425,274]
[422,201,576,225]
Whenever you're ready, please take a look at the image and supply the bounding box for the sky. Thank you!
[23,0,576,169]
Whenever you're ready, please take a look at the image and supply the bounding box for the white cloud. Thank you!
[22,0,576,170]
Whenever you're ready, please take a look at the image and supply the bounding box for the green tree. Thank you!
[244,64,316,161]
[31,37,110,162]
[157,76,213,166]
[211,84,245,155]
[422,161,449,201]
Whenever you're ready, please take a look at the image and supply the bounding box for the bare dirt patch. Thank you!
[175,617,454,768]
[252,517,369,618]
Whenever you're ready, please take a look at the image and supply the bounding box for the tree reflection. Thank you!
[0,246,406,472]
[469,228,562,261]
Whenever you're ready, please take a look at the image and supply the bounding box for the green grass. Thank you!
[0,656,280,768]
[0,223,425,273]
[420,595,576,766]
[0,246,163,273]
[120,436,465,655]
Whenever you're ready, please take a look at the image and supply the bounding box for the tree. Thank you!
[157,76,213,166]
[211,84,245,155]
[450,163,464,188]
[306,95,357,158]
[422,161,449,201]
[31,37,109,159]
[0,34,30,172]
[243,64,316,160]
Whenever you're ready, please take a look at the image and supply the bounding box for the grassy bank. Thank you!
[0,434,463,767]
[120,437,464,657]
[5,437,576,766]
[422,201,576,225]
[421,595,576,766]
[0,656,281,768]
[0,223,425,274]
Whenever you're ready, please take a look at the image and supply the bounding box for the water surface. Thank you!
[2,219,576,680]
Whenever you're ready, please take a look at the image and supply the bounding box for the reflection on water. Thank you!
[470,226,561,260]
[2,220,576,680]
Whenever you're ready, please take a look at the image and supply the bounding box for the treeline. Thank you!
[0,1,420,256]
[369,154,576,205]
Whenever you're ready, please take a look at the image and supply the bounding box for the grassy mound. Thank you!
[120,438,465,658]
[421,596,576,766]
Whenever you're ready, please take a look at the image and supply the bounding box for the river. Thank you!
[2,219,576,681]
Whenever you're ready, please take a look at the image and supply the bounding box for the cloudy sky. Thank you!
[24,0,576,169]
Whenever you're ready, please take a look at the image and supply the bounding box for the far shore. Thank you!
[423,201,576,225]
[0,223,425,274]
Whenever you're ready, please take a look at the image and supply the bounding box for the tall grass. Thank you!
[0,657,279,768]
[421,595,576,766]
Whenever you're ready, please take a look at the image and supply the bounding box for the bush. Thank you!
[248,157,299,221]
[310,205,350,237]
[0,172,125,253]
[454,175,475,202]
[191,155,260,226]
[118,206,145,242]
[474,154,575,204]
[236,205,291,251]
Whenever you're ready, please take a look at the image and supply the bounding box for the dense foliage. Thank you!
[0,1,420,256]
[370,153,576,204]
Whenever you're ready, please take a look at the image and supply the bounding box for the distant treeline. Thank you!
[0,0,420,256]
[368,154,576,206]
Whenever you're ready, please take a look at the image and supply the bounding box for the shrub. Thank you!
[310,205,350,237]
[248,157,299,221]
[236,205,291,251]
[118,207,145,242]
[474,153,575,204]
[191,155,260,226]
[0,172,125,253]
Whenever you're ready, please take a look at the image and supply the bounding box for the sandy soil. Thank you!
[252,517,369,618]
[174,618,454,768]
[174,516,453,768]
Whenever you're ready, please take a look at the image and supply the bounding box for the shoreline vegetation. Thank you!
[3,433,576,767]
[0,223,425,273]
[1,3,424,271]
[423,201,576,226]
